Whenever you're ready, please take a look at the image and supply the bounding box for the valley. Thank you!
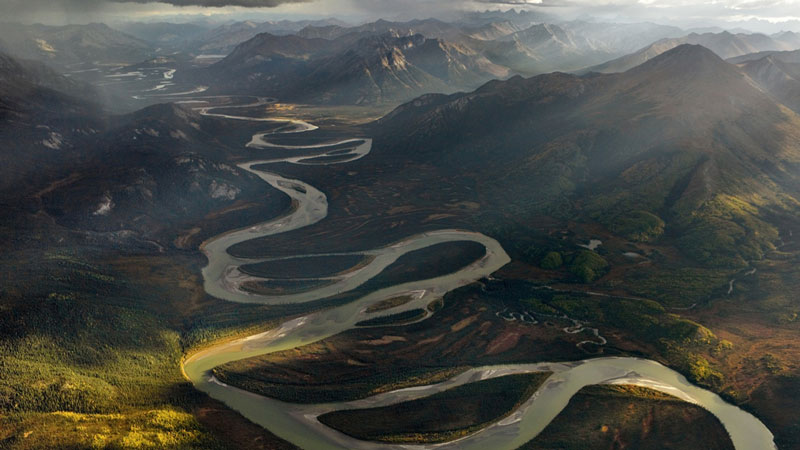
[2,7,800,450]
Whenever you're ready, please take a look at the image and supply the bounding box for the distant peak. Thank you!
[629,43,728,73]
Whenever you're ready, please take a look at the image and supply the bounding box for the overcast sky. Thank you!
[3,0,800,32]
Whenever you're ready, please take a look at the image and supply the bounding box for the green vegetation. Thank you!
[0,409,225,449]
[358,240,486,292]
[355,309,426,327]
[688,355,724,387]
[0,254,224,449]
[521,384,734,450]
[241,278,332,295]
[213,363,470,404]
[539,251,563,270]
[675,194,779,268]
[365,295,413,313]
[611,210,665,242]
[317,373,551,443]
[498,281,725,384]
[239,254,367,279]
[623,266,733,307]
[523,291,715,348]
[568,250,608,283]
[0,248,297,450]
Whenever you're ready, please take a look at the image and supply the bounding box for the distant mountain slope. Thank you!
[189,18,349,55]
[485,23,614,73]
[0,49,287,241]
[0,22,153,67]
[296,18,464,41]
[584,31,798,74]
[560,21,684,54]
[35,103,288,239]
[204,31,510,105]
[773,30,800,49]
[462,21,521,41]
[0,51,104,192]
[372,45,800,267]
[729,48,800,64]
[115,22,211,50]
[739,53,800,113]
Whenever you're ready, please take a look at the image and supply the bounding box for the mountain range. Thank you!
[585,30,800,73]
[368,44,800,267]
[0,22,153,68]
[735,49,800,113]
[200,31,510,105]
[0,50,285,245]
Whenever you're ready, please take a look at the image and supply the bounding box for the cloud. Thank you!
[0,0,312,24]
[117,0,309,6]
[3,0,800,33]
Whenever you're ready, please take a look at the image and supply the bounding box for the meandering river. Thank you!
[179,96,776,450]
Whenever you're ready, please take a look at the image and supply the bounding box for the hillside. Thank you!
[0,51,104,192]
[371,44,800,267]
[738,53,800,114]
[204,31,510,105]
[585,31,799,74]
[0,22,153,67]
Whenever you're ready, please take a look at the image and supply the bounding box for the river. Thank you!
[176,95,776,450]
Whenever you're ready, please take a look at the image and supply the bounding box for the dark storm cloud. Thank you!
[117,0,310,6]
[0,0,311,23]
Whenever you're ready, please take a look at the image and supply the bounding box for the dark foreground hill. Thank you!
[0,50,287,245]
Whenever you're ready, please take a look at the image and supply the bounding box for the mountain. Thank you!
[560,21,685,54]
[371,44,800,267]
[204,31,510,105]
[738,52,800,113]
[460,9,551,29]
[0,22,154,68]
[0,46,289,244]
[296,18,465,42]
[297,33,508,104]
[187,18,349,55]
[462,21,521,41]
[729,47,800,64]
[114,22,211,50]
[486,23,614,73]
[34,103,288,240]
[584,31,797,73]
[294,20,623,76]
[772,30,800,49]
[0,53,110,213]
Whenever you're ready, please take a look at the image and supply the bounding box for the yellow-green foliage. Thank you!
[624,266,733,306]
[540,251,563,270]
[524,290,717,353]
[678,194,778,267]
[569,250,609,283]
[611,210,665,242]
[0,409,224,449]
[688,356,724,387]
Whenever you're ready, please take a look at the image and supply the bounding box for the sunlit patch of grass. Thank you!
[0,409,224,449]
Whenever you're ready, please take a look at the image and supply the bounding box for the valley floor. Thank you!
[1,101,799,450]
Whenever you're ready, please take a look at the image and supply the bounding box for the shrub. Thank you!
[569,250,608,283]
[611,210,665,242]
[540,251,563,270]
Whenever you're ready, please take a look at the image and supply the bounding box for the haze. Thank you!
[5,0,800,33]
[2,0,800,449]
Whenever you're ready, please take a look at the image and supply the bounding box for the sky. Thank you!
[3,0,800,33]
